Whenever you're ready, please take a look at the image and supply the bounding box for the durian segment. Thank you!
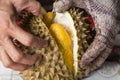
[53,12,79,75]
[17,12,73,80]
[43,12,55,27]
[49,23,74,72]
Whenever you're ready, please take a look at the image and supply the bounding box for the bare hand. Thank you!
[0,0,47,71]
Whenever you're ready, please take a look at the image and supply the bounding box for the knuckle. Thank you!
[24,36,35,46]
[13,54,24,63]
[0,36,9,45]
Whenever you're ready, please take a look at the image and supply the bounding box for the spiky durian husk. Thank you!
[18,7,95,80]
[68,7,95,78]
[17,12,73,80]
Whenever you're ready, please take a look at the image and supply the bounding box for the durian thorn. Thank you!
[69,9,74,14]
[75,8,79,13]
[73,11,77,16]
[87,35,93,39]
[82,17,88,21]
[72,8,76,12]
[83,40,88,44]
[82,28,87,32]
[84,23,90,27]
[79,21,84,26]
[81,34,87,39]
[85,31,90,34]
[76,16,81,20]
[77,29,80,33]
[78,11,84,17]
[84,44,89,49]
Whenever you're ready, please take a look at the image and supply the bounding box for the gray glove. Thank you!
[53,0,120,74]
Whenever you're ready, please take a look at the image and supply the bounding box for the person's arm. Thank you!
[0,0,47,71]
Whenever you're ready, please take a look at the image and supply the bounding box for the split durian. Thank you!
[17,7,95,80]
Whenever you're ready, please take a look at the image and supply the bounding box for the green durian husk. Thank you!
[17,7,95,80]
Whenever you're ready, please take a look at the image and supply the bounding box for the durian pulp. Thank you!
[53,12,78,74]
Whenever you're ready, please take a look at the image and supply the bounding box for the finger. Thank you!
[24,0,42,16]
[84,47,112,75]
[8,24,48,48]
[80,35,107,67]
[0,46,30,71]
[13,0,42,16]
[2,38,43,66]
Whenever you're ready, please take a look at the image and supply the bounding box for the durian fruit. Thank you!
[18,7,95,80]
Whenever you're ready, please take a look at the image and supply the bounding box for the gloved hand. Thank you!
[53,0,120,74]
[0,0,47,71]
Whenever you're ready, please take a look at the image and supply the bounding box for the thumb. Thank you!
[13,0,42,16]
[23,0,41,16]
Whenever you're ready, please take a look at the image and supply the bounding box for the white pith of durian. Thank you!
[53,12,78,74]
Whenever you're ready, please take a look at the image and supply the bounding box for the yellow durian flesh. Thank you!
[43,11,78,73]
[49,23,74,72]
[53,12,79,75]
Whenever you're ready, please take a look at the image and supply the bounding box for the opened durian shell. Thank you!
[18,7,95,80]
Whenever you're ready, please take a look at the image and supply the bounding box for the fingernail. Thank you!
[37,55,44,61]
[39,39,48,48]
[34,37,48,48]
[43,40,48,48]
